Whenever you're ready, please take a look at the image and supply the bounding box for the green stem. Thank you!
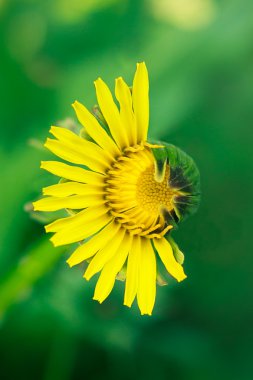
[0,239,66,318]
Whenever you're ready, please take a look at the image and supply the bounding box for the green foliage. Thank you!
[0,0,252,379]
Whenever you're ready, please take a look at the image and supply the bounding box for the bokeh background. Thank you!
[0,0,252,379]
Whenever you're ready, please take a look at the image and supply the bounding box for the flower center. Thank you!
[136,165,175,214]
[104,144,180,238]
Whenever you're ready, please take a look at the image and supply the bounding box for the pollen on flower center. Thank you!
[136,164,176,214]
[104,145,178,238]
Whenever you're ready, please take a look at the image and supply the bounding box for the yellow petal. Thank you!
[132,62,149,142]
[72,100,120,157]
[84,227,125,280]
[49,126,108,159]
[67,221,121,267]
[50,212,111,247]
[45,126,110,173]
[153,238,187,282]
[137,238,156,315]
[33,194,104,211]
[43,182,104,197]
[45,204,108,237]
[124,235,141,307]
[93,232,132,303]
[45,138,93,169]
[45,205,103,232]
[94,77,128,149]
[115,77,137,146]
[45,205,108,233]
[41,161,104,185]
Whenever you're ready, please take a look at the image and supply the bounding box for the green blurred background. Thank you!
[0,0,252,379]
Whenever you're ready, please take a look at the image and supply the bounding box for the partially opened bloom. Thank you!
[33,63,200,315]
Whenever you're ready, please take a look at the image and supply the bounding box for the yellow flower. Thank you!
[33,62,196,315]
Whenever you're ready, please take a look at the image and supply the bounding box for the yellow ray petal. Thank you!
[33,194,104,212]
[45,204,108,233]
[137,239,156,315]
[84,227,126,280]
[45,132,109,174]
[93,232,132,303]
[124,235,141,308]
[50,212,112,247]
[94,77,128,149]
[153,238,187,282]
[67,221,121,267]
[115,77,137,146]
[41,161,104,185]
[50,126,110,161]
[72,100,120,157]
[43,182,104,197]
[132,62,149,142]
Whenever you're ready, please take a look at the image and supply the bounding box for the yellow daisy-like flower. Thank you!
[33,62,200,315]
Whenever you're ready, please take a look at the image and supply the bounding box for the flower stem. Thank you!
[0,239,65,318]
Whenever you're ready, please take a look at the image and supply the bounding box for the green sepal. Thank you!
[150,141,201,224]
[92,104,107,126]
[166,235,185,264]
[160,206,179,229]
[116,266,126,282]
[25,201,67,224]
[164,143,201,195]
[91,104,117,143]
[156,272,168,286]
[151,145,167,182]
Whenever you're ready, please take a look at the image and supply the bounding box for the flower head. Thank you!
[33,62,200,315]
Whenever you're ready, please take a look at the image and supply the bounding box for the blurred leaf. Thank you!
[0,239,65,319]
